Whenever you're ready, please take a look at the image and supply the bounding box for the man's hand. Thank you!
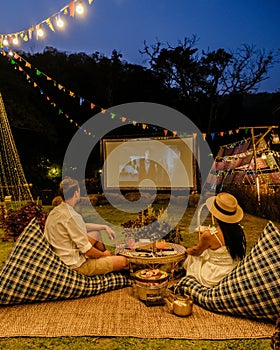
[103,250,112,257]
[104,225,116,241]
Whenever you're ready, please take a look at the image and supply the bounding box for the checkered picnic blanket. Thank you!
[173,221,280,322]
[0,218,130,305]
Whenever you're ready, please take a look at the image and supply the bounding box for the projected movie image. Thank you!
[103,137,195,190]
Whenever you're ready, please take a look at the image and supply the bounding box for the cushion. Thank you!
[173,221,280,321]
[0,218,130,305]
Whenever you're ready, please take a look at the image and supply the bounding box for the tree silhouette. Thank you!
[141,37,277,131]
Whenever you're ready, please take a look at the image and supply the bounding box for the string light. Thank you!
[76,1,84,15]
[0,93,33,204]
[12,36,19,45]
[0,0,92,48]
[56,15,64,28]
[2,36,9,46]
[36,26,44,38]
[272,133,280,144]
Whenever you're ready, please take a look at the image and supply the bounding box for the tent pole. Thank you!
[250,128,261,205]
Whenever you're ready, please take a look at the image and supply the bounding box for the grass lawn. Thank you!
[0,203,278,350]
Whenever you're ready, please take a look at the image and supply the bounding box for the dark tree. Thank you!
[141,37,278,132]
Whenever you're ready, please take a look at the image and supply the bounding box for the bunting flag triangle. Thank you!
[69,1,75,17]
[46,18,55,32]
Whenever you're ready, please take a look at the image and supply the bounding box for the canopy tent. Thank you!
[205,128,280,193]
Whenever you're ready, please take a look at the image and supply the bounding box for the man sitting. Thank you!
[44,177,127,276]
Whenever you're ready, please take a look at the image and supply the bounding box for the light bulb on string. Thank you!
[76,1,84,15]
[3,36,9,46]
[56,14,64,28]
[12,35,19,45]
[272,133,280,144]
[37,26,44,38]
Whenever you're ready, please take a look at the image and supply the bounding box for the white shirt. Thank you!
[44,202,92,268]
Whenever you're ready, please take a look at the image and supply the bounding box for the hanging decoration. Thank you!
[206,128,280,196]
[1,49,188,137]
[0,0,93,48]
[272,132,280,144]
[1,49,278,144]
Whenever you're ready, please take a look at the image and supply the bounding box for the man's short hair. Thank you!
[59,177,79,200]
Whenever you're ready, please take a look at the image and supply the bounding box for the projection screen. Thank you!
[102,136,196,190]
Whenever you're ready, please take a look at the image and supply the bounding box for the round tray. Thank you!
[116,243,186,265]
[134,269,169,283]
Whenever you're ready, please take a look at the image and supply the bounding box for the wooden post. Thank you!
[250,127,260,204]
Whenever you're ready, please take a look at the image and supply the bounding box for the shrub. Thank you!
[2,202,48,241]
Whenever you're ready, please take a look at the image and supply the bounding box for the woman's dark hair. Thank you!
[217,219,246,260]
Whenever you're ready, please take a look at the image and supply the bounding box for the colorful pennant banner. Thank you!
[1,48,278,145]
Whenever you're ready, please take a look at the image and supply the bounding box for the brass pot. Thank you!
[165,295,193,317]
[134,269,169,301]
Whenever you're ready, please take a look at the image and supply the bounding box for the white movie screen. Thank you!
[102,136,195,190]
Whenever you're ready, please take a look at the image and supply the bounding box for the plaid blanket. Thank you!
[173,221,280,322]
[0,218,130,305]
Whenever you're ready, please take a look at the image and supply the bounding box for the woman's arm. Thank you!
[186,231,211,256]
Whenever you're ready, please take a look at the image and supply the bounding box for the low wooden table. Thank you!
[116,242,187,281]
[116,242,186,305]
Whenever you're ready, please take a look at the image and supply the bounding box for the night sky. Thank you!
[1,0,279,92]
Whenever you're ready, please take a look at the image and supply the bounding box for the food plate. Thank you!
[161,250,177,256]
[134,269,169,282]
[130,251,153,258]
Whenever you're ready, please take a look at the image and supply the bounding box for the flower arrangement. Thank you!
[121,205,182,244]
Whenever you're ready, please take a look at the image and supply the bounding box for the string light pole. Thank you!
[0,93,33,207]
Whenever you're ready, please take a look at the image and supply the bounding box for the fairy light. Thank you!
[0,0,93,48]
[56,15,64,28]
[3,36,9,46]
[12,36,19,45]
[76,1,84,15]
[37,27,44,38]
[0,92,33,204]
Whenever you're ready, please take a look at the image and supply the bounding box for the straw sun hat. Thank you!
[205,192,243,223]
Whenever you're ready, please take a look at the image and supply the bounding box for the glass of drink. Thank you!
[127,237,136,250]
[155,239,166,250]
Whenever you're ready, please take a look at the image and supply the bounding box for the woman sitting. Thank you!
[183,192,246,287]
